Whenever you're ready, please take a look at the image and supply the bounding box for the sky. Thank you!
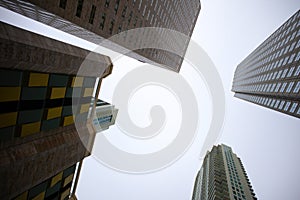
[1,0,300,199]
[197,1,300,200]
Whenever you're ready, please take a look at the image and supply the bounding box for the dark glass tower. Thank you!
[232,10,300,119]
[0,0,201,72]
[192,144,256,200]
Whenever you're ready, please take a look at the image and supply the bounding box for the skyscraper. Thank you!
[92,99,118,132]
[0,0,201,72]
[232,10,300,119]
[192,144,256,200]
[0,21,116,199]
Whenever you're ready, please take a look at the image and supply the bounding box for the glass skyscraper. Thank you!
[232,10,300,119]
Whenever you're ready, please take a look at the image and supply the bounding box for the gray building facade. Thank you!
[232,10,300,119]
[0,0,201,72]
[192,144,256,200]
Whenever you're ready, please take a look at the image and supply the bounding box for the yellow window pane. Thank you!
[32,192,45,200]
[63,115,74,126]
[83,88,93,97]
[21,122,41,137]
[60,188,71,200]
[47,107,62,120]
[14,191,28,200]
[0,87,21,102]
[71,77,83,87]
[63,174,74,187]
[51,172,63,187]
[80,103,90,114]
[50,88,66,99]
[0,112,17,128]
[28,73,49,87]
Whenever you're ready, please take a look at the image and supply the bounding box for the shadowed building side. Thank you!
[0,22,115,199]
[0,0,201,72]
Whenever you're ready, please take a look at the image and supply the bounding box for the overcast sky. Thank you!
[80,1,300,199]
[198,1,300,200]
[1,0,300,200]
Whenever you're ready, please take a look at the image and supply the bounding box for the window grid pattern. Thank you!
[12,164,77,200]
[223,146,257,200]
[0,68,96,140]
[192,145,257,200]
[232,10,300,119]
[234,93,300,118]
[0,0,201,72]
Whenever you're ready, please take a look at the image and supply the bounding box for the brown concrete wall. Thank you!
[0,21,109,199]
[0,22,112,77]
[0,125,88,199]
[0,0,201,72]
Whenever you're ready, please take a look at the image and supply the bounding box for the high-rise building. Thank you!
[232,10,300,119]
[192,144,256,200]
[92,99,118,132]
[0,0,201,72]
[0,21,116,199]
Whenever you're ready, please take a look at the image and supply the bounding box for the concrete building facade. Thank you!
[0,0,201,72]
[192,144,256,200]
[0,21,114,199]
[232,10,300,119]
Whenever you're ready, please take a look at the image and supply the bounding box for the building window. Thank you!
[100,13,106,30]
[275,83,282,92]
[128,11,133,26]
[295,52,300,62]
[133,16,138,27]
[138,0,143,10]
[280,82,287,92]
[293,82,300,93]
[284,102,291,111]
[96,115,112,125]
[89,5,96,24]
[150,14,154,24]
[286,82,295,93]
[122,6,127,18]
[289,41,296,51]
[281,68,288,78]
[76,0,84,17]
[118,25,122,33]
[279,101,285,110]
[115,0,120,14]
[272,71,278,79]
[109,19,115,34]
[287,66,295,77]
[270,99,276,107]
[59,0,67,9]
[274,100,280,108]
[142,5,147,17]
[296,40,300,48]
[105,0,110,8]
[270,84,276,92]
[294,65,300,76]
[290,103,298,113]
[297,107,300,115]
[288,53,296,64]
